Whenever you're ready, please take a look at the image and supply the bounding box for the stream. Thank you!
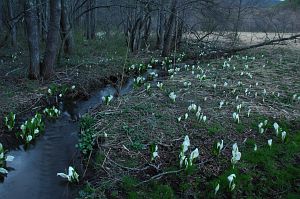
[0,69,158,199]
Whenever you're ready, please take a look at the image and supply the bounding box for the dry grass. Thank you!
[82,46,300,198]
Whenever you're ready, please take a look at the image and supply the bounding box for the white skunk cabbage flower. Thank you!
[281,131,287,142]
[254,144,257,151]
[177,117,182,122]
[247,109,251,117]
[258,122,264,134]
[169,92,177,102]
[57,166,79,183]
[26,135,33,143]
[188,104,197,112]
[184,113,189,120]
[268,139,272,148]
[233,112,240,123]
[215,183,220,195]
[217,140,224,154]
[0,167,8,174]
[5,155,14,162]
[227,174,236,191]
[236,104,242,112]
[219,101,224,109]
[182,135,190,153]
[273,122,279,136]
[151,145,159,161]
[202,115,207,122]
[157,82,163,90]
[188,148,199,166]
[102,95,113,105]
[179,135,190,167]
[231,143,241,167]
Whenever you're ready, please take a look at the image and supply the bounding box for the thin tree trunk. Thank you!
[0,0,3,33]
[90,0,95,39]
[85,0,91,39]
[61,0,74,54]
[42,0,61,79]
[24,0,40,79]
[42,0,49,41]
[156,6,164,50]
[85,0,95,40]
[143,14,151,49]
[8,0,17,47]
[162,0,177,57]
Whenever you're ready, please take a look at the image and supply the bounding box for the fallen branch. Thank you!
[193,33,300,60]
[224,33,300,55]
[135,158,214,186]
[135,169,183,186]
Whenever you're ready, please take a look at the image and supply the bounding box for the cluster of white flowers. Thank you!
[273,122,287,142]
[102,95,113,105]
[232,112,240,123]
[19,113,44,144]
[134,76,146,87]
[43,106,61,119]
[4,112,16,131]
[188,104,197,112]
[148,72,158,80]
[196,109,207,123]
[183,81,192,87]
[258,120,268,134]
[157,82,163,90]
[179,135,199,169]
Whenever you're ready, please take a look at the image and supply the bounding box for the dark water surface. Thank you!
[0,69,157,199]
[0,84,120,199]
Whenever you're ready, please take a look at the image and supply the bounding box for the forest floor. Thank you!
[0,33,300,198]
[0,34,157,148]
[77,45,300,198]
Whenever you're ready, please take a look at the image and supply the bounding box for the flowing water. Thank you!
[0,70,157,199]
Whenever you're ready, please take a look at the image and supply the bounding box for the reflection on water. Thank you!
[0,69,159,198]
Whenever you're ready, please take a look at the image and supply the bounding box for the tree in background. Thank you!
[24,0,40,79]
[41,0,61,79]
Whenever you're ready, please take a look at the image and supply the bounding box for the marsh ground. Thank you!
[78,45,300,198]
[0,32,299,198]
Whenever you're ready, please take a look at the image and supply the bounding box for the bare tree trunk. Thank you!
[24,0,40,79]
[232,0,242,47]
[85,0,91,39]
[156,5,164,50]
[85,0,95,40]
[42,0,49,41]
[8,0,17,47]
[61,0,74,54]
[142,11,151,49]
[42,0,61,79]
[0,0,3,33]
[90,0,96,39]
[162,0,177,57]
[171,13,183,50]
